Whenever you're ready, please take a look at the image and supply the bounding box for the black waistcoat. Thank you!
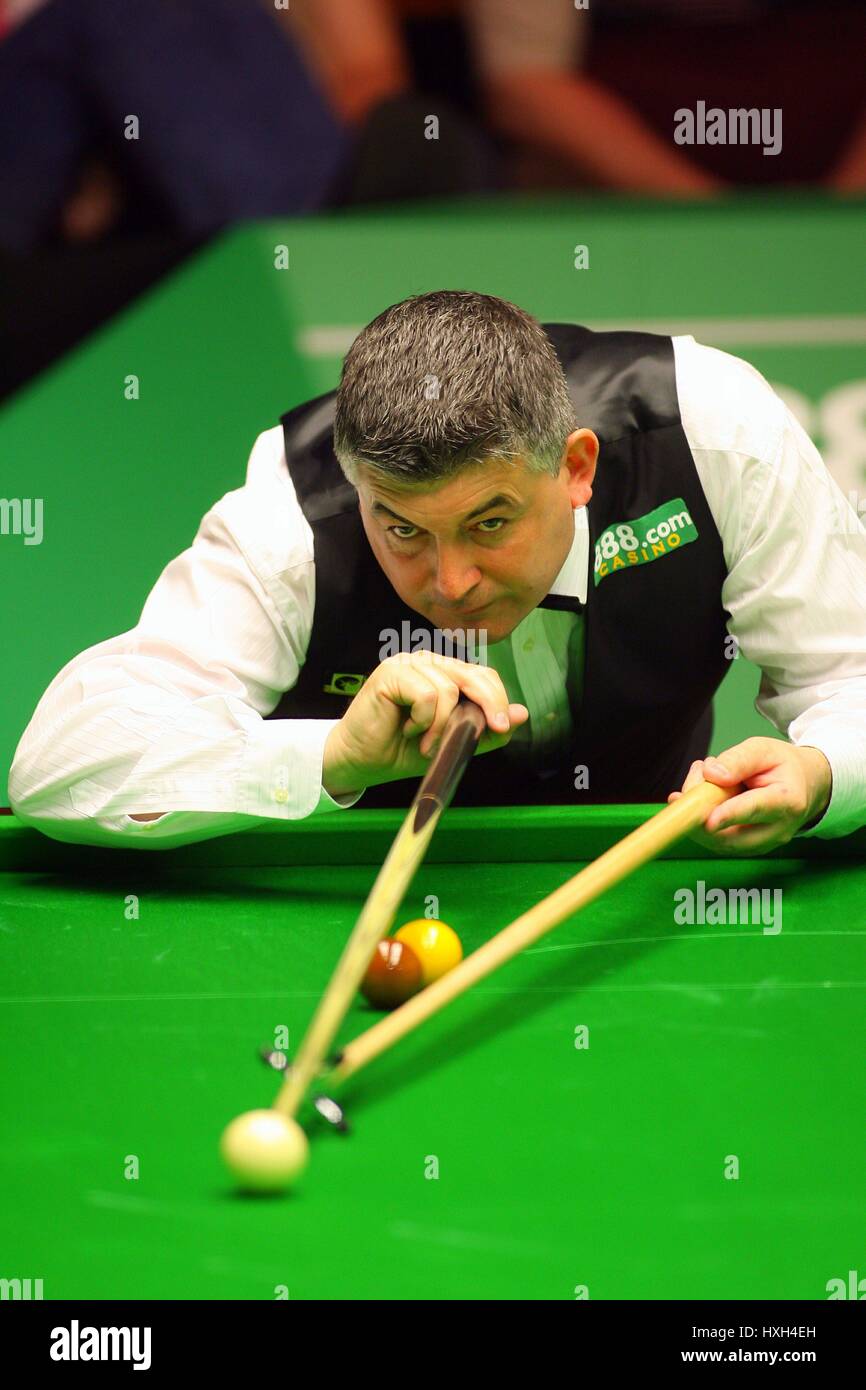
[266,324,732,806]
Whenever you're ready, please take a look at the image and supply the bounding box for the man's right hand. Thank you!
[322,651,529,798]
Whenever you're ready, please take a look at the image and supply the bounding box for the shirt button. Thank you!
[274,788,289,804]
[546,711,557,722]
[522,638,535,652]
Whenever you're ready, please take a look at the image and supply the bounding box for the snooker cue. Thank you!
[322,779,739,1088]
[273,696,487,1120]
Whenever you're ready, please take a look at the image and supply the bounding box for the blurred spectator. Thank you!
[3,0,864,251]
[0,0,350,253]
[3,0,863,403]
[461,0,866,194]
[287,0,499,211]
[289,0,866,196]
[0,0,499,398]
[0,0,501,254]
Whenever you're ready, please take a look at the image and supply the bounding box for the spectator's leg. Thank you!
[75,0,349,231]
[0,0,350,250]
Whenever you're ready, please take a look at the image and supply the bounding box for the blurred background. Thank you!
[1,0,865,780]
[2,0,866,398]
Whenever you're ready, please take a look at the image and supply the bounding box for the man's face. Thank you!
[357,429,598,644]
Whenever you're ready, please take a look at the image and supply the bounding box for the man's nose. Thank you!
[433,546,482,604]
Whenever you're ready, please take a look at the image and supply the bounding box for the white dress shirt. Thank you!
[9,335,866,847]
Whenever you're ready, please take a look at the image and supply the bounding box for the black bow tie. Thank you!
[538,592,585,614]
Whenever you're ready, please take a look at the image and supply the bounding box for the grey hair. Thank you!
[333,290,577,486]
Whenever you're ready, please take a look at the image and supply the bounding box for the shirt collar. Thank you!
[541,507,589,608]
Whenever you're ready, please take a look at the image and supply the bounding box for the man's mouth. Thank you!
[450,600,494,619]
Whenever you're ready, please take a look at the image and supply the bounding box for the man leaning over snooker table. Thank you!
[9,291,866,853]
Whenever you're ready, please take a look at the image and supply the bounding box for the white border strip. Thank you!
[299,316,866,357]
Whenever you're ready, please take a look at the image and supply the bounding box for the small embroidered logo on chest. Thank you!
[322,673,367,696]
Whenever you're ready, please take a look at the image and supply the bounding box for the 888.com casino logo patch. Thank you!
[593,497,698,587]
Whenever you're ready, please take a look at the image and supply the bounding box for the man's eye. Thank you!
[388,524,419,540]
[476,518,507,533]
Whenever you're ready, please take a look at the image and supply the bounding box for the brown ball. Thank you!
[360,938,423,1010]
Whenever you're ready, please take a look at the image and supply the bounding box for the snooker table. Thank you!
[1,804,864,1302]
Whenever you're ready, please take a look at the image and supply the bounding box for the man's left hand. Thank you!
[667,737,832,856]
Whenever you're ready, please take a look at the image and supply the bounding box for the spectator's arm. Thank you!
[486,70,727,195]
[277,0,410,125]
[465,0,727,195]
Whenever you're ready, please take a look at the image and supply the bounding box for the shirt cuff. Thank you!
[793,731,866,839]
[238,716,364,819]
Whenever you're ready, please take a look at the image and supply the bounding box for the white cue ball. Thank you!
[220,1109,309,1193]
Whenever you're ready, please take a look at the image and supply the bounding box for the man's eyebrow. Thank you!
[371,494,519,525]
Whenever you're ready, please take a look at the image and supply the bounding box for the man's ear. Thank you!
[562,428,598,508]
